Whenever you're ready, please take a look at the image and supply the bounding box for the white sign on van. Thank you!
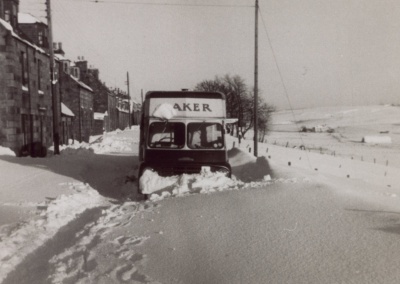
[149,98,225,118]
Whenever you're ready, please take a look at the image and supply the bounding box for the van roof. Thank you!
[145,91,226,100]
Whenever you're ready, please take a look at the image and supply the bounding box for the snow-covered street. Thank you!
[1,105,400,283]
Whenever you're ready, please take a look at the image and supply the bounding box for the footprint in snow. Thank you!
[112,263,150,283]
[114,235,148,247]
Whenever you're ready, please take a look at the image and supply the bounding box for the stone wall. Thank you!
[0,24,55,155]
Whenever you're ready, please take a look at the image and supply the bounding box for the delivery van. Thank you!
[138,91,232,193]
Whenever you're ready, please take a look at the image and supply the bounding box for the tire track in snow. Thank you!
[46,202,160,284]
[1,207,105,284]
[0,183,106,283]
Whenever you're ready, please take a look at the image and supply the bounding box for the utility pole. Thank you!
[46,0,60,154]
[254,0,259,157]
[127,72,131,128]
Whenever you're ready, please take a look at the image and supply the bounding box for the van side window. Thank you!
[148,122,185,149]
[187,122,224,149]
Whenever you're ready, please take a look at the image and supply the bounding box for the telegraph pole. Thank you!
[46,0,60,154]
[253,0,259,157]
[127,72,132,128]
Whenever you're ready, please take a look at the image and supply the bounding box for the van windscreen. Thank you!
[148,122,185,149]
[187,122,224,149]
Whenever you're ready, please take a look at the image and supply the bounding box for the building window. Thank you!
[63,62,69,73]
[20,52,28,86]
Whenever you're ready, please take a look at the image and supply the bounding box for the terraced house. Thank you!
[0,0,58,157]
[0,0,140,156]
[0,0,97,156]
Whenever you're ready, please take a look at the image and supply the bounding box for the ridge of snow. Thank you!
[0,184,107,282]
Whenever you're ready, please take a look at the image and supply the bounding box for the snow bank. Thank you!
[91,135,133,153]
[56,129,135,155]
[228,147,273,182]
[0,184,107,282]
[0,146,15,156]
[362,136,392,144]
[140,169,240,196]
[139,146,275,201]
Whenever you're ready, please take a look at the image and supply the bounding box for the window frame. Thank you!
[147,121,186,149]
[187,122,224,150]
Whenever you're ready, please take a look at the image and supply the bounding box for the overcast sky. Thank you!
[21,0,400,109]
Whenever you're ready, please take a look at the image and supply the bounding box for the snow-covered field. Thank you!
[0,105,400,283]
[266,104,400,168]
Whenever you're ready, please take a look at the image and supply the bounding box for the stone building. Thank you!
[55,54,94,143]
[131,98,141,126]
[0,0,19,29]
[0,0,124,153]
[18,12,49,51]
[0,12,59,156]
[106,89,130,131]
[75,61,133,133]
[75,58,107,111]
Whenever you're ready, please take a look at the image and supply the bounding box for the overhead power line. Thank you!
[60,0,254,8]
[259,6,312,168]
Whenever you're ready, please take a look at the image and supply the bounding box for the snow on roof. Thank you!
[0,18,46,54]
[61,102,74,117]
[116,106,129,113]
[18,13,44,24]
[0,18,13,31]
[69,75,93,92]
[54,54,69,61]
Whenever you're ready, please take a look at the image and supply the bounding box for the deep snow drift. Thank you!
[0,105,400,283]
[0,126,274,282]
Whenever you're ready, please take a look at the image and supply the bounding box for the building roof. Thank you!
[18,13,45,25]
[70,75,93,92]
[0,18,46,54]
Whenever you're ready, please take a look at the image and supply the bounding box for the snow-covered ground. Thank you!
[0,105,400,283]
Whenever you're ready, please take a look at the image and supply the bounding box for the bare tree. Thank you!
[194,74,275,142]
